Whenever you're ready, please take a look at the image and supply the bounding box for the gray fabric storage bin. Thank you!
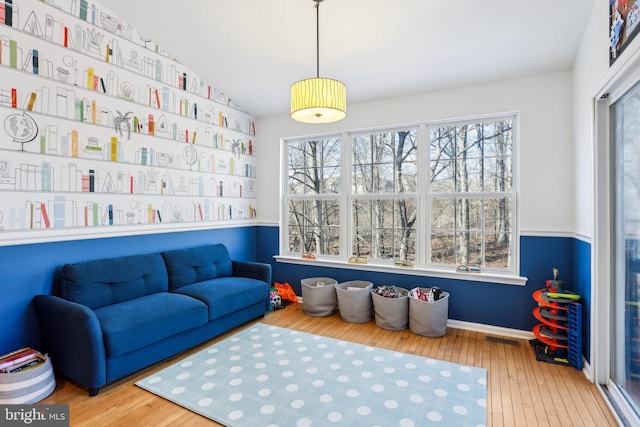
[409,289,449,337]
[372,288,409,330]
[336,281,373,323]
[301,277,338,316]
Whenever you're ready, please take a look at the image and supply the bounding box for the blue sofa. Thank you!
[33,244,271,396]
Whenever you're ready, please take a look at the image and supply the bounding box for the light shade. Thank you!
[290,77,346,123]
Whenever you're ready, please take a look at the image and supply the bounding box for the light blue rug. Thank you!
[136,323,487,426]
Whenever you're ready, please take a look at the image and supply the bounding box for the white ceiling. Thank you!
[99,0,596,119]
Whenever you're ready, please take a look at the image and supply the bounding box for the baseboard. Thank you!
[446,319,534,340]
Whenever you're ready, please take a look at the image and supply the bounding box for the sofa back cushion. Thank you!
[60,253,169,309]
[161,244,233,290]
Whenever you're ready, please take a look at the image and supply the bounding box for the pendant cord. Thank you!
[316,1,320,78]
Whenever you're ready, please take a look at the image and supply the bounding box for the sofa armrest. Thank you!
[33,295,106,394]
[232,260,272,284]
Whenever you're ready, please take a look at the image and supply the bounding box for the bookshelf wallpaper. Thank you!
[0,0,258,244]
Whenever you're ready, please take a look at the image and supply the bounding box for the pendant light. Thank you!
[290,0,346,123]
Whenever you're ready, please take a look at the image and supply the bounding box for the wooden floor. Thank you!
[41,303,618,426]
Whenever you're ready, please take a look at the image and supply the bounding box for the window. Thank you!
[282,114,517,275]
[428,119,514,270]
[351,129,418,262]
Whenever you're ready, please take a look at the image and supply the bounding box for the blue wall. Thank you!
[2,225,592,363]
[257,226,591,357]
[0,227,257,355]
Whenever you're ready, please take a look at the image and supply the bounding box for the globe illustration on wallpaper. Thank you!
[4,113,38,151]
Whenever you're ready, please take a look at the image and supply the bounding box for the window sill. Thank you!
[274,256,528,286]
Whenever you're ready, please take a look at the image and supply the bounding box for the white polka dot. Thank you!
[419,374,431,383]
[271,332,281,337]
[228,410,243,420]
[286,384,299,392]
[250,335,260,340]
[371,384,384,392]
[365,346,375,352]
[399,419,415,427]
[344,349,355,356]
[261,405,275,414]
[230,355,242,361]
[230,365,242,373]
[477,398,486,408]
[301,356,312,362]
[207,348,219,354]
[252,343,262,348]
[282,370,294,378]
[329,363,341,370]
[171,386,185,395]
[274,340,283,346]
[229,379,242,386]
[297,418,312,427]
[425,358,436,365]
[361,371,373,378]
[384,367,396,374]
[206,358,218,364]
[278,359,290,366]
[405,362,416,369]
[478,378,487,385]
[198,397,212,406]
[258,388,271,397]
[306,367,318,374]
[457,383,471,392]
[373,356,384,362]
[256,374,269,382]
[327,412,342,422]
[440,370,452,378]
[180,361,193,368]
[323,352,335,359]
[346,389,359,397]
[319,394,332,403]
[204,369,216,376]
[297,346,308,352]
[276,349,287,355]
[201,382,215,390]
[318,343,327,349]
[253,352,264,358]
[312,379,325,387]
[291,399,305,409]
[460,366,472,372]
[427,411,442,421]
[357,406,371,415]
[434,389,448,397]
[231,337,241,342]
[294,338,303,343]
[229,393,243,402]
[148,376,162,384]
[338,341,347,346]
[337,375,349,383]
[396,379,409,387]
[385,400,398,409]
[409,394,424,403]
[230,345,241,351]
[255,362,266,369]
[352,359,364,366]
[313,336,322,341]
[393,352,404,358]
[453,405,468,415]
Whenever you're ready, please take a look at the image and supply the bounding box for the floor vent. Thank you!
[484,336,520,346]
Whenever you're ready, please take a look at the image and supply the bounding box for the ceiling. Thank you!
[100,0,596,119]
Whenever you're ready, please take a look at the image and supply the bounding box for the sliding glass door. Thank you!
[611,78,640,420]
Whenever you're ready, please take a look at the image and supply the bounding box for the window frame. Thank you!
[279,113,521,283]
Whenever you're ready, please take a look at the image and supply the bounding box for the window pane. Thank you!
[431,232,454,264]
[287,199,340,255]
[430,160,455,192]
[483,156,512,192]
[455,198,482,232]
[485,233,512,268]
[353,164,372,194]
[455,231,482,266]
[431,198,455,230]
[484,198,512,234]
[353,199,372,228]
[482,121,513,157]
[399,161,418,192]
[288,169,305,195]
[395,229,416,261]
[455,157,482,192]
[352,229,372,257]
[373,162,395,193]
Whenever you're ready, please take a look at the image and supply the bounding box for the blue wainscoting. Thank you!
[2,225,593,365]
[0,227,257,355]
[256,226,591,359]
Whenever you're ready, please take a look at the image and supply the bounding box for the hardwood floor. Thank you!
[40,303,618,426]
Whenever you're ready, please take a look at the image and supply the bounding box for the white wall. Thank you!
[256,71,575,234]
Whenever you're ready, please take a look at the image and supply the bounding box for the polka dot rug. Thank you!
[136,323,487,426]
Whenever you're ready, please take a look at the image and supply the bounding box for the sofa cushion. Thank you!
[60,253,169,310]
[161,244,233,290]
[94,292,208,358]
[173,277,268,321]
